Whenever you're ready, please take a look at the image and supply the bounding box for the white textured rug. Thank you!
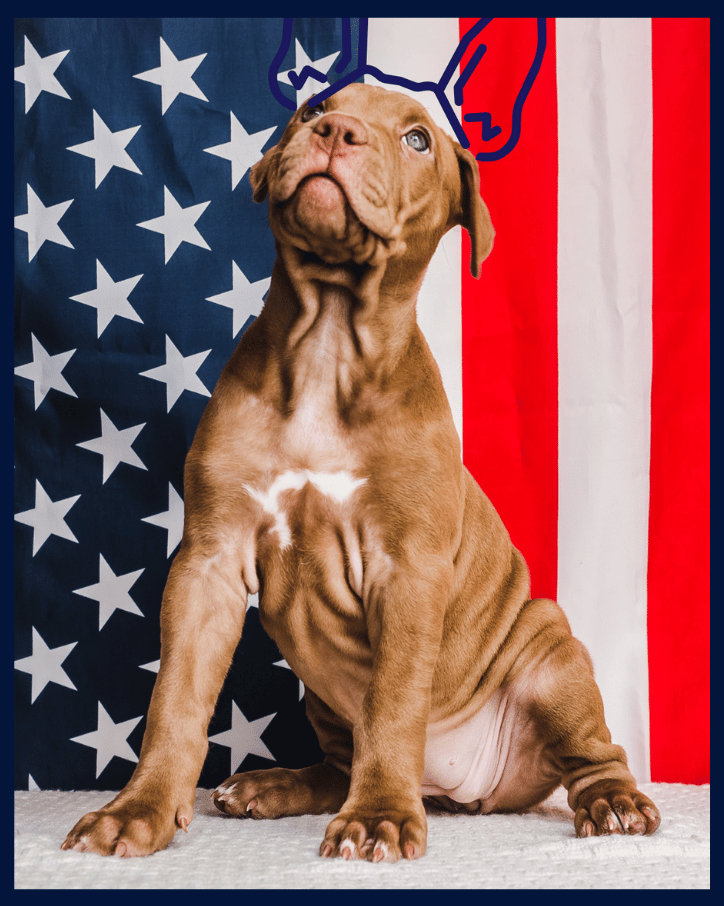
[15,783,709,889]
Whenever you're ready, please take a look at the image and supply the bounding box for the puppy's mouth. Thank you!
[274,172,399,267]
[291,174,354,244]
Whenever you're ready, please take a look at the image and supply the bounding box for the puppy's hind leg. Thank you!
[513,598,661,837]
[213,763,350,818]
[213,689,353,818]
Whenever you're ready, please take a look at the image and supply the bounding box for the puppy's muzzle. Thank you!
[271,112,401,264]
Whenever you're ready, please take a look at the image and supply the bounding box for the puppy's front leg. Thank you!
[320,558,451,863]
[62,542,248,857]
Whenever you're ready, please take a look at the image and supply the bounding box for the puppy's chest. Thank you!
[257,326,368,554]
[246,400,369,587]
[242,391,378,689]
[244,465,366,561]
[245,461,374,718]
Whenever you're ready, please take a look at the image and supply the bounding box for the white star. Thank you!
[14,36,70,113]
[207,262,269,337]
[14,627,77,704]
[14,185,74,262]
[28,775,40,791]
[273,658,305,701]
[209,701,276,773]
[76,409,147,484]
[73,554,144,630]
[247,592,259,610]
[140,334,211,411]
[142,482,184,557]
[15,480,80,556]
[205,113,276,190]
[278,40,341,108]
[137,186,211,263]
[133,37,207,114]
[67,110,141,188]
[70,702,142,778]
[69,260,143,338]
[14,334,77,410]
[139,660,160,674]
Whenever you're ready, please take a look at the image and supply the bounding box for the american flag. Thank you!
[14,18,709,793]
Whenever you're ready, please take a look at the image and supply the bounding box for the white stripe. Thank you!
[556,19,653,781]
[365,19,463,444]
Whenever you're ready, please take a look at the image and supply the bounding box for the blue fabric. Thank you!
[14,17,362,791]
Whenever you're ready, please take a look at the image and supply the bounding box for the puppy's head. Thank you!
[251,83,493,276]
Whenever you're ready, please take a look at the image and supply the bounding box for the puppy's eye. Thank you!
[301,104,324,123]
[403,129,430,153]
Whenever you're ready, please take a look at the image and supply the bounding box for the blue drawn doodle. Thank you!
[268,18,547,162]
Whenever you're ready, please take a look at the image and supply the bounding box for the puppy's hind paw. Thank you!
[574,782,661,837]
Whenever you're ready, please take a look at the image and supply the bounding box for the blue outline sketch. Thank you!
[268,18,547,162]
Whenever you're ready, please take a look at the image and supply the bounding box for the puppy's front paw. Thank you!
[61,799,185,857]
[320,806,427,862]
[574,781,661,837]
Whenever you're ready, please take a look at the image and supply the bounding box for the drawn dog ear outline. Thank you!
[271,18,547,163]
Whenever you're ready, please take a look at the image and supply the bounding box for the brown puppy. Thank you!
[62,83,660,861]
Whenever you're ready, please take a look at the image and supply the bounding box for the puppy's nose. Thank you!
[313,114,368,153]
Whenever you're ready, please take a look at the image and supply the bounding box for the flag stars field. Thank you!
[69,260,144,337]
[139,335,211,411]
[207,261,270,337]
[142,482,185,558]
[70,703,142,778]
[14,335,77,410]
[67,111,142,188]
[209,702,277,773]
[205,113,276,190]
[14,628,77,704]
[13,23,377,792]
[76,409,147,484]
[133,37,208,114]
[137,187,211,264]
[14,480,80,557]
[14,185,74,262]
[73,554,145,630]
[14,36,70,113]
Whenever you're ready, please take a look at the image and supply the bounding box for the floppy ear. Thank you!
[249,145,278,203]
[454,143,495,278]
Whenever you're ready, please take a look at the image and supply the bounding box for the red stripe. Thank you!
[460,18,558,600]
[649,18,710,783]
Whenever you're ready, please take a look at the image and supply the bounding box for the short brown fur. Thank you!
[62,84,659,862]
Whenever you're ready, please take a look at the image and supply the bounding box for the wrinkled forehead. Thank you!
[306,83,441,134]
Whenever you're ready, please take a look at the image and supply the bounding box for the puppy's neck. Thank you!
[267,244,419,419]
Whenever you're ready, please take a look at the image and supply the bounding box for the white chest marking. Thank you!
[244,469,366,549]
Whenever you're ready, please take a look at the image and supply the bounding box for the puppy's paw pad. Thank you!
[61,805,176,857]
[575,785,661,837]
[321,808,426,862]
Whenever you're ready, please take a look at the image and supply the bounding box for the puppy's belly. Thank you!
[422,690,512,804]
[422,689,561,810]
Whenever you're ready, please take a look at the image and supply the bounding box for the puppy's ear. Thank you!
[250,145,277,203]
[454,143,495,278]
